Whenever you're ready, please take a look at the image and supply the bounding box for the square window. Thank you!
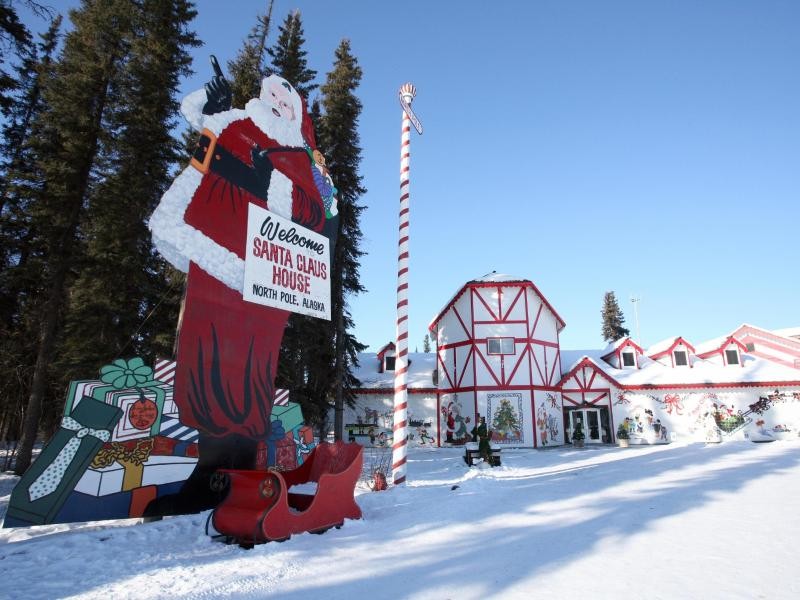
[725,349,739,365]
[487,337,515,355]
[622,352,636,367]
[674,350,688,366]
[385,356,395,371]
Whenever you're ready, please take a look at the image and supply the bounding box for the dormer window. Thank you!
[621,351,636,367]
[385,356,396,371]
[725,349,739,365]
[487,337,515,355]
[673,350,688,366]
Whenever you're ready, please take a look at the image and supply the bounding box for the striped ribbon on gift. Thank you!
[153,359,176,385]
[273,389,290,406]
[158,416,199,442]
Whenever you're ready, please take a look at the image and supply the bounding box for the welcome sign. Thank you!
[243,203,331,320]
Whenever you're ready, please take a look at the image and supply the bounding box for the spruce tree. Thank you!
[226,0,273,109]
[601,291,630,343]
[55,0,198,387]
[13,0,133,474]
[318,39,367,440]
[0,0,32,114]
[423,334,431,353]
[14,0,199,473]
[0,15,61,454]
[267,10,317,99]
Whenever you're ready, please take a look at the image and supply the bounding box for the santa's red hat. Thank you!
[299,94,317,150]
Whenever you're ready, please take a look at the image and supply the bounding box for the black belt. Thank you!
[190,128,310,201]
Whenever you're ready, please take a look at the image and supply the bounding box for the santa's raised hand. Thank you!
[202,55,232,116]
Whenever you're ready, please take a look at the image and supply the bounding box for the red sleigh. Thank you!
[211,441,363,547]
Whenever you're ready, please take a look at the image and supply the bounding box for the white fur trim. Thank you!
[149,165,245,292]
[267,170,293,220]
[180,89,206,131]
[180,87,247,136]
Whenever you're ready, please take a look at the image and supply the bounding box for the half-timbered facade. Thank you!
[346,273,800,448]
[428,272,566,448]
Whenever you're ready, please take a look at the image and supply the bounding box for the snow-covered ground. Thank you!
[2,441,799,599]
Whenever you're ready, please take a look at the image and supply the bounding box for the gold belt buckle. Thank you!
[189,128,218,174]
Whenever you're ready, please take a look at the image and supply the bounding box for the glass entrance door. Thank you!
[568,408,605,444]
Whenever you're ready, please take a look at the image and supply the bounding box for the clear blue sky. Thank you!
[22,0,800,352]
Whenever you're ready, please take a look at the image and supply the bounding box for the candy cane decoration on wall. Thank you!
[393,83,422,485]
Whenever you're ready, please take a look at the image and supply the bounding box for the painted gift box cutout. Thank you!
[4,355,311,526]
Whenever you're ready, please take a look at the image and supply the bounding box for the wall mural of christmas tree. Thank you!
[487,393,524,445]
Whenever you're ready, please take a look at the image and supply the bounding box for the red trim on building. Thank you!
[648,336,696,360]
[620,380,800,391]
[503,287,525,321]
[696,336,747,359]
[557,357,623,389]
[437,384,561,394]
[474,287,499,322]
[456,346,474,388]
[430,280,566,333]
[437,351,455,389]
[453,304,471,340]
[506,346,530,384]
[530,303,543,339]
[601,337,644,360]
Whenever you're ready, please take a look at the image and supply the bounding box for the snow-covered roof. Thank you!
[469,271,526,284]
[646,336,695,357]
[600,337,642,358]
[694,334,746,357]
[352,352,437,391]
[773,326,800,339]
[376,342,395,359]
[560,347,800,389]
[560,349,605,375]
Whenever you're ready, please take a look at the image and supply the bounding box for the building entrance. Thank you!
[566,407,610,444]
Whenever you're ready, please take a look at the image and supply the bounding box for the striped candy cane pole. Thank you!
[393,83,421,485]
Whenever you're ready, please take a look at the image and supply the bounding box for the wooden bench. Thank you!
[464,442,501,467]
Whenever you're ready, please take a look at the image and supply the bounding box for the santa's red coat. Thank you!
[174,118,324,438]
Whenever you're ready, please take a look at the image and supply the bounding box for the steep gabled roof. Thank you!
[557,354,623,389]
[695,335,747,358]
[647,336,695,359]
[601,337,644,360]
[429,273,566,332]
[376,342,395,360]
[734,323,800,349]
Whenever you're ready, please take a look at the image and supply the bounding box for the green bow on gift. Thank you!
[99,358,154,389]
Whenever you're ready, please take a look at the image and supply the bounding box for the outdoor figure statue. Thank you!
[148,56,338,513]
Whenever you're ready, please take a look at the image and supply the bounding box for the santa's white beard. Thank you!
[246,97,305,148]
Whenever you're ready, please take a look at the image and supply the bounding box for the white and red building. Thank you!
[344,273,800,448]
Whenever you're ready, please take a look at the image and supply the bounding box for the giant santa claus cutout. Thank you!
[149,57,338,513]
